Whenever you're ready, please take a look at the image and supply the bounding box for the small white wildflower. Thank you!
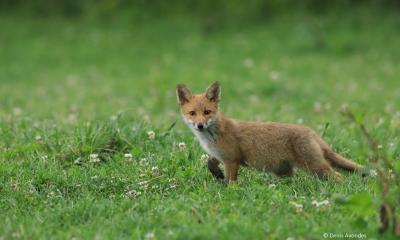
[178,142,186,151]
[289,201,303,212]
[147,130,155,140]
[369,169,378,177]
[145,232,155,240]
[286,237,295,240]
[35,135,42,143]
[143,115,151,123]
[340,103,349,111]
[169,178,177,189]
[138,180,149,187]
[248,95,259,103]
[377,145,383,149]
[110,115,117,121]
[311,199,330,207]
[67,113,77,124]
[41,155,48,161]
[74,157,81,164]
[12,107,22,116]
[296,118,304,124]
[243,58,254,68]
[269,71,280,81]
[324,103,331,110]
[376,118,384,127]
[268,184,276,189]
[140,158,148,166]
[12,232,21,238]
[91,175,98,180]
[124,153,133,160]
[313,102,322,112]
[125,189,141,198]
[166,230,174,236]
[151,166,159,176]
[200,154,209,162]
[89,153,100,163]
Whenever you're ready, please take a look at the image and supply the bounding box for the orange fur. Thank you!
[176,82,363,184]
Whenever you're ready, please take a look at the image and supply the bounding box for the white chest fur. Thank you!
[191,128,223,162]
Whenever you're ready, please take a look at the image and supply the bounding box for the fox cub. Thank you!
[176,81,363,184]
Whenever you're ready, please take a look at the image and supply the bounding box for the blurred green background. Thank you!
[1,0,399,126]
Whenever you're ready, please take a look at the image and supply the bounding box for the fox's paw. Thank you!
[333,171,344,182]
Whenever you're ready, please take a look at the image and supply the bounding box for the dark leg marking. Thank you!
[207,158,224,179]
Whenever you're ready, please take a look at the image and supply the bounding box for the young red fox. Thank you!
[176,81,363,184]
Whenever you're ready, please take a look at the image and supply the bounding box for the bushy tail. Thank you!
[323,148,363,172]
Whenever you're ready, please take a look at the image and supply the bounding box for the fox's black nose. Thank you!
[197,123,204,130]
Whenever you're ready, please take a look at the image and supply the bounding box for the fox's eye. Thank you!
[188,111,196,116]
[204,110,211,115]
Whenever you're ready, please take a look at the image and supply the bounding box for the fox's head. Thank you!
[176,81,221,131]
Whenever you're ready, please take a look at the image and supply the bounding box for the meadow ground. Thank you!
[0,10,399,239]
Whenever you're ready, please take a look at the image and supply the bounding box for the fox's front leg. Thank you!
[207,157,224,180]
[224,161,239,184]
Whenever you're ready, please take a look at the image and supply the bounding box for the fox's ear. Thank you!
[205,81,221,102]
[176,84,192,105]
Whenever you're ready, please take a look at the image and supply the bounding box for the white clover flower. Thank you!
[178,142,186,151]
[138,180,149,187]
[369,169,378,177]
[313,101,322,112]
[151,166,159,176]
[89,153,100,163]
[243,58,254,68]
[110,115,117,121]
[145,232,155,240]
[311,199,330,207]
[296,118,304,124]
[12,107,22,116]
[269,71,280,81]
[124,189,141,198]
[124,153,133,160]
[169,178,177,189]
[73,157,81,164]
[200,154,209,162]
[140,158,148,166]
[35,135,42,143]
[289,201,303,212]
[41,155,48,161]
[376,118,384,127]
[67,113,77,124]
[147,130,155,140]
[268,184,276,189]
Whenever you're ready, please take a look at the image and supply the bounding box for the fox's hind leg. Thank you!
[294,136,343,181]
[273,161,293,177]
[305,160,343,181]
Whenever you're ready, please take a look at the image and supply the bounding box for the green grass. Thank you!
[1,10,400,239]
